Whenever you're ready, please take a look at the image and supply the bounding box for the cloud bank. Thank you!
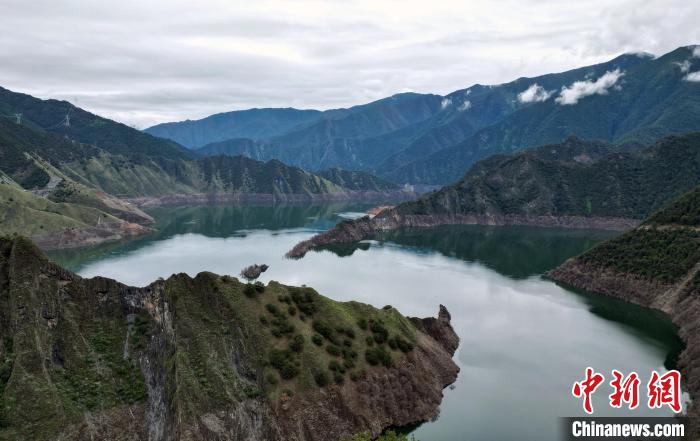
[555,69,624,105]
[517,83,553,103]
[0,0,698,127]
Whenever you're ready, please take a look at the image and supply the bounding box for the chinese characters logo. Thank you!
[572,367,682,414]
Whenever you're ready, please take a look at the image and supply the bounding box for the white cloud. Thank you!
[676,60,692,73]
[685,71,700,82]
[440,98,452,109]
[555,69,624,105]
[517,83,553,103]
[0,0,698,126]
[458,100,472,111]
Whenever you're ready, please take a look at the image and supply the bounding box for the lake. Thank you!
[48,203,683,441]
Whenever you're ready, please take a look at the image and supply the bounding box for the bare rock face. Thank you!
[274,306,460,441]
[549,258,700,436]
[240,263,269,281]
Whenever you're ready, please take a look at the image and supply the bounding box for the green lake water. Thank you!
[48,203,684,441]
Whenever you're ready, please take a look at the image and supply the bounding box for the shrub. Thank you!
[345,328,355,339]
[334,372,344,384]
[289,335,304,353]
[357,318,368,330]
[370,320,388,344]
[365,336,374,346]
[326,345,341,356]
[288,306,297,316]
[244,284,257,298]
[329,360,343,372]
[259,316,268,326]
[365,346,392,367]
[265,372,279,386]
[266,304,281,316]
[269,349,300,379]
[254,281,265,293]
[312,334,324,346]
[313,320,333,340]
[382,305,392,310]
[314,370,330,387]
[291,288,317,316]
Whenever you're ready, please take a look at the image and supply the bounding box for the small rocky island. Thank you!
[0,236,459,440]
[240,263,269,281]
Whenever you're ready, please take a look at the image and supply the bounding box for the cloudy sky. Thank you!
[1,0,698,128]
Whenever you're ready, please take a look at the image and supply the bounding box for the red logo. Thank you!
[572,367,605,414]
[609,370,640,409]
[572,369,682,414]
[647,370,682,413]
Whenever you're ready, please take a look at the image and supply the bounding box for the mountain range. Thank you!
[146,46,700,185]
[286,132,700,258]
[0,89,407,246]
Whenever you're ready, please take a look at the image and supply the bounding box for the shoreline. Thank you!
[287,212,639,258]
[548,260,700,434]
[30,221,152,250]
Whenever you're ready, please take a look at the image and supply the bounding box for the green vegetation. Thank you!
[645,186,700,226]
[576,185,700,283]
[390,133,700,220]
[243,281,417,395]
[0,183,120,236]
[580,229,700,282]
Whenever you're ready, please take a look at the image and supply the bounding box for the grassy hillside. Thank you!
[0,184,119,236]
[389,133,700,220]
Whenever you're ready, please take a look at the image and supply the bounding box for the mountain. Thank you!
[0,235,458,440]
[391,133,700,220]
[548,186,700,435]
[286,132,700,258]
[187,93,445,171]
[145,108,322,149]
[317,168,398,192]
[389,47,700,184]
[0,99,402,199]
[155,46,700,185]
[0,86,194,161]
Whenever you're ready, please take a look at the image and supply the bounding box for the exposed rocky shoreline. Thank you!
[286,211,639,258]
[127,190,419,208]
[548,260,700,435]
